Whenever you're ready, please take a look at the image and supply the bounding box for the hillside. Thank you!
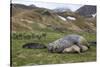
[11,4,96,33]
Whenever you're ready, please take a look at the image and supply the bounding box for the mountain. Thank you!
[53,8,72,12]
[11,4,38,16]
[76,5,96,17]
[11,4,96,33]
[11,3,37,9]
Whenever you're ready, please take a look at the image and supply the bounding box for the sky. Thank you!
[12,0,83,11]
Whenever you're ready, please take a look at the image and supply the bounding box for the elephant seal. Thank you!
[63,45,81,53]
[47,34,89,53]
[22,43,46,49]
[63,45,88,53]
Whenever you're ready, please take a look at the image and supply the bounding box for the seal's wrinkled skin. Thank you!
[63,45,88,53]
[63,45,81,53]
[47,34,89,53]
[80,45,88,52]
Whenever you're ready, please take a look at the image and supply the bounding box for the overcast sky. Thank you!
[12,0,83,11]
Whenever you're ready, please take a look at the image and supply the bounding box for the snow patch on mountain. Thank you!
[66,16,76,21]
[58,15,67,21]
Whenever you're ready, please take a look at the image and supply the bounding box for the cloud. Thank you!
[12,0,83,11]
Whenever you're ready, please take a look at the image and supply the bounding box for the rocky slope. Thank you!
[76,5,96,17]
[11,4,96,33]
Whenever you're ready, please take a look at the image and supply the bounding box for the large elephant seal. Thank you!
[63,45,81,53]
[63,45,88,53]
[47,34,89,53]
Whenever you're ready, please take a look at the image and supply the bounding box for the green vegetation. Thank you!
[11,3,96,66]
[11,31,96,66]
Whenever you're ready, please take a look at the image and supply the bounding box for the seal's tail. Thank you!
[22,43,47,49]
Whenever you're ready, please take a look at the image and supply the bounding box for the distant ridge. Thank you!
[76,5,96,17]
[11,3,37,9]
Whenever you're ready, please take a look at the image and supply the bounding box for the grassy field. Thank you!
[11,31,96,66]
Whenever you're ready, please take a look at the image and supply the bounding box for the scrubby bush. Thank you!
[12,32,47,40]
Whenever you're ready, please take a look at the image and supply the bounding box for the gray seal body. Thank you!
[47,34,89,53]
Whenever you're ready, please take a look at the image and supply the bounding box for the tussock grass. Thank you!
[11,31,96,66]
